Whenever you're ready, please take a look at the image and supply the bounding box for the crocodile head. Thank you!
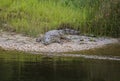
[43,36,51,45]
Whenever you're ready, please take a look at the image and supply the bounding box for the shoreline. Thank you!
[0,31,119,53]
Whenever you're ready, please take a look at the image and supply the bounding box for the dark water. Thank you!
[0,57,120,81]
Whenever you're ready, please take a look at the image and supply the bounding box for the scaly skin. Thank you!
[36,29,80,45]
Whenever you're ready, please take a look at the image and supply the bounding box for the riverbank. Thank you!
[0,31,119,53]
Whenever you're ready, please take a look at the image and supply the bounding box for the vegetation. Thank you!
[0,0,119,37]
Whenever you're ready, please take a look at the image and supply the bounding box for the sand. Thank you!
[0,31,119,53]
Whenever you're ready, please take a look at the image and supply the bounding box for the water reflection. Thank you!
[0,57,120,81]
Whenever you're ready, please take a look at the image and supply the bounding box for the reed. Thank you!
[0,0,119,37]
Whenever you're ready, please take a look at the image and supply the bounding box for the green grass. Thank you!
[0,0,120,37]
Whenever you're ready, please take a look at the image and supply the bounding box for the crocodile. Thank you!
[36,29,80,45]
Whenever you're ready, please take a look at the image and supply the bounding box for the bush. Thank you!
[0,0,119,37]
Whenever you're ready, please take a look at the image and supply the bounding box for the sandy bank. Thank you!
[0,31,119,53]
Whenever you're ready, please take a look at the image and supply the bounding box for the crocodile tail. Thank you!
[63,28,80,35]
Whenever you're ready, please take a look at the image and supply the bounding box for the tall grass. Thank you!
[0,0,119,37]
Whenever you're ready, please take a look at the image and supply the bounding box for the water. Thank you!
[0,43,120,81]
[0,57,120,81]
